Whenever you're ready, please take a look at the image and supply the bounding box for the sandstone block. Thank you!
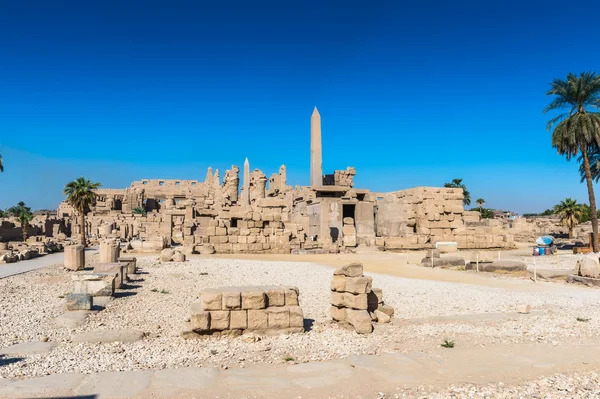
[577,257,600,279]
[65,293,92,311]
[267,307,290,329]
[118,257,137,275]
[222,290,242,310]
[333,263,363,277]
[288,306,304,328]
[378,304,394,317]
[247,309,268,329]
[330,305,346,321]
[199,289,223,311]
[172,251,186,262]
[374,309,391,323]
[160,248,174,262]
[346,309,373,334]
[242,290,266,310]
[343,276,373,294]
[517,304,531,314]
[230,310,248,329]
[190,307,211,331]
[93,263,124,289]
[331,275,346,292]
[284,287,299,306]
[264,287,285,307]
[72,273,116,297]
[64,245,85,271]
[99,240,120,263]
[209,310,230,330]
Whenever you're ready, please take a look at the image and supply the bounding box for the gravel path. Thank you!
[1,255,600,380]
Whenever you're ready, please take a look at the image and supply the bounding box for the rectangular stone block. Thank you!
[118,256,137,275]
[330,275,346,292]
[346,309,373,334]
[288,306,304,328]
[377,304,394,317]
[199,289,223,311]
[64,245,85,271]
[330,305,346,321]
[230,310,248,329]
[93,263,125,289]
[190,306,211,331]
[72,273,116,297]
[331,292,345,308]
[65,293,92,311]
[265,287,285,307]
[343,276,373,294]
[247,309,268,330]
[222,290,242,310]
[284,287,299,306]
[209,310,230,330]
[266,307,290,329]
[242,291,266,310]
[99,240,120,263]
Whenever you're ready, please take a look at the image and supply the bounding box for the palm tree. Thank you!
[0,152,4,172]
[476,198,485,212]
[132,206,147,216]
[444,178,471,206]
[579,145,600,182]
[545,72,600,251]
[63,177,101,246]
[7,201,33,241]
[553,198,587,239]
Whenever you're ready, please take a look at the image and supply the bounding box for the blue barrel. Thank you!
[539,247,545,255]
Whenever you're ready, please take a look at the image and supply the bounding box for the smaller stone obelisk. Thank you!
[242,157,250,206]
[310,107,323,187]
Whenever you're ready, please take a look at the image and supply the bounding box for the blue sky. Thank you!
[1,0,599,213]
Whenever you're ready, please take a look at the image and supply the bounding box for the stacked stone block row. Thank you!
[330,263,394,334]
[190,286,304,336]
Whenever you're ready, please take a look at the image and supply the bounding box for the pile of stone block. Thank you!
[188,286,304,337]
[330,263,394,334]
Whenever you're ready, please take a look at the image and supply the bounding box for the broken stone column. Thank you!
[330,263,394,333]
[99,240,120,263]
[64,244,85,271]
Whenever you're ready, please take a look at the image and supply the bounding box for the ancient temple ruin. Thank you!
[56,108,514,253]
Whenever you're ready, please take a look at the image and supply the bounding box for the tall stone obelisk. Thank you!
[310,107,323,187]
[242,157,250,205]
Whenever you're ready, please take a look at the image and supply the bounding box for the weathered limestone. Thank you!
[64,244,85,271]
[160,248,186,262]
[421,250,466,268]
[577,256,600,279]
[118,256,137,275]
[72,272,117,297]
[65,293,93,311]
[93,263,125,288]
[330,263,393,333]
[189,286,304,336]
[99,240,120,263]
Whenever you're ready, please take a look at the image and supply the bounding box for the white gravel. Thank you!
[2,255,600,381]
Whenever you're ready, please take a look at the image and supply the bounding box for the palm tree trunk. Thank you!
[569,227,574,239]
[22,222,27,241]
[79,211,86,247]
[582,146,599,251]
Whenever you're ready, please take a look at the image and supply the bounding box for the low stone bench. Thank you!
[93,263,125,288]
[118,256,137,276]
[72,272,117,297]
[188,286,304,336]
